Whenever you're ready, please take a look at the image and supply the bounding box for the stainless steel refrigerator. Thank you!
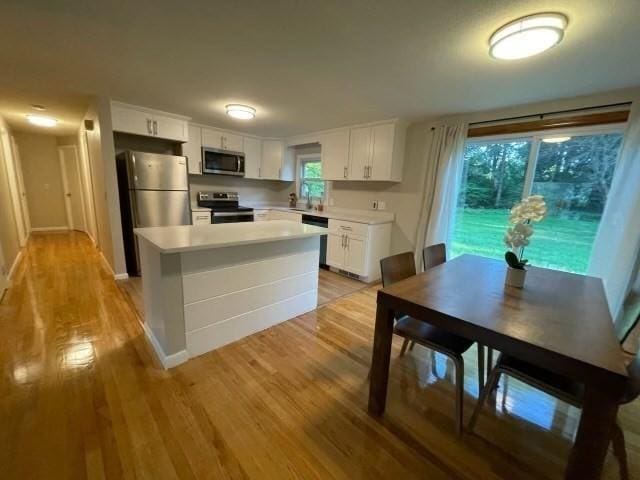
[116,151,190,275]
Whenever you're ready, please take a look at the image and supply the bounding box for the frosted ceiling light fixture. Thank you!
[225,104,256,120]
[30,104,46,111]
[26,114,58,127]
[542,136,572,143]
[489,13,568,60]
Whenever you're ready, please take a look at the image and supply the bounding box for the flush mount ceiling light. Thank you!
[26,114,58,127]
[542,136,572,143]
[225,104,256,120]
[489,13,568,60]
[30,104,46,111]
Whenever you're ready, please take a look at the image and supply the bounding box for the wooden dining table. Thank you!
[368,254,629,480]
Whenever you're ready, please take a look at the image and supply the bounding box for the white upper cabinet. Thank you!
[348,126,373,180]
[202,128,243,152]
[260,140,284,180]
[243,136,262,179]
[320,130,350,180]
[110,102,189,142]
[346,120,406,182]
[183,125,202,174]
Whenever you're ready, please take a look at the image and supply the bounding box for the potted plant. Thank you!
[503,195,547,288]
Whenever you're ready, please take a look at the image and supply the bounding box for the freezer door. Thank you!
[130,151,188,190]
[132,190,190,227]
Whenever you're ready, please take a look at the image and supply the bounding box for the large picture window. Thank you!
[298,155,326,199]
[451,128,624,273]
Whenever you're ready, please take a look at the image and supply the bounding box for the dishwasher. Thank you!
[302,214,328,267]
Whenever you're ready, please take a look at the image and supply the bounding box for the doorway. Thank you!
[58,145,86,232]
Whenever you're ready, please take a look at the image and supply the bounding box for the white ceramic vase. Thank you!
[505,266,527,288]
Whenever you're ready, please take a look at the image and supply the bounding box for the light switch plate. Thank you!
[378,201,386,210]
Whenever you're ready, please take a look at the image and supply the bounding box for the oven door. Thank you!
[202,148,245,176]
[211,211,254,224]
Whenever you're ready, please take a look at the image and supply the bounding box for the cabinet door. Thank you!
[321,130,350,180]
[344,235,366,275]
[260,140,283,179]
[153,114,188,142]
[348,127,372,180]
[111,105,152,137]
[183,125,202,174]
[243,136,262,179]
[223,133,243,152]
[369,123,395,180]
[201,128,224,149]
[326,233,345,269]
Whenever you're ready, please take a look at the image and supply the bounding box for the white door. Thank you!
[184,125,202,174]
[10,137,30,235]
[261,140,283,179]
[369,123,395,181]
[153,114,188,142]
[326,232,345,269]
[344,235,366,275]
[223,133,243,152]
[243,136,261,179]
[348,127,372,180]
[58,146,86,232]
[0,130,26,245]
[320,130,350,180]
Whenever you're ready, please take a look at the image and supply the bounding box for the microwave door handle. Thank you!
[237,157,241,172]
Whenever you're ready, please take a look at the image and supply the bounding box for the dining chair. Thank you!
[380,250,482,435]
[468,293,640,479]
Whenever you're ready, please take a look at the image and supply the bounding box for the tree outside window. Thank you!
[299,158,325,199]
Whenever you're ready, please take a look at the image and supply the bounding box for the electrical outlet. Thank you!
[372,200,378,210]
[378,201,386,210]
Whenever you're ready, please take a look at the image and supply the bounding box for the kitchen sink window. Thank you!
[298,154,326,200]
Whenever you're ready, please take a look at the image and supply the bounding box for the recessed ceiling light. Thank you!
[542,136,572,143]
[26,114,58,128]
[489,13,568,60]
[225,104,256,120]
[31,104,46,111]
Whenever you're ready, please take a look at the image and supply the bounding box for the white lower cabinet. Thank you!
[191,211,211,225]
[326,219,391,282]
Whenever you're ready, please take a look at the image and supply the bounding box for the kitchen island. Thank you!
[134,220,326,368]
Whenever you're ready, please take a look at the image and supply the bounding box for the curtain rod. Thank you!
[468,101,632,127]
[429,101,632,131]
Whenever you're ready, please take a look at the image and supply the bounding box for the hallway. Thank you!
[1,233,639,479]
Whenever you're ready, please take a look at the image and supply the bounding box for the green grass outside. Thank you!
[451,208,601,274]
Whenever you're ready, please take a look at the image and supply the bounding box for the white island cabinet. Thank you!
[134,221,326,368]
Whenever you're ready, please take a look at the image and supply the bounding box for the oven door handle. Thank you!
[211,211,254,217]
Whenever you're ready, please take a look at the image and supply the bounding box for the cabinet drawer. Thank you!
[191,211,211,225]
[328,219,368,237]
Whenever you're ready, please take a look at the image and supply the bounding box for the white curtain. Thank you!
[589,101,640,319]
[413,123,468,267]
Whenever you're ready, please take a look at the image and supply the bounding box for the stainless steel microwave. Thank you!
[202,147,245,176]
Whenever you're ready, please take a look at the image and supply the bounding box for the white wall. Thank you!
[14,132,68,230]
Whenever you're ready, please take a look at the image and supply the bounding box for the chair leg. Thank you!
[409,341,416,351]
[468,367,502,433]
[477,344,485,393]
[611,421,629,480]
[487,348,493,375]
[399,338,410,356]
[453,355,464,436]
[430,350,437,376]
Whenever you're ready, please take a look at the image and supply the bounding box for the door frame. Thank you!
[58,145,88,232]
[1,129,27,245]
[10,136,30,235]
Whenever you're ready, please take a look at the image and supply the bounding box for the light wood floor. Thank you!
[1,232,639,479]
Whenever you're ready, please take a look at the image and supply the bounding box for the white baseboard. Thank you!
[8,250,23,280]
[30,226,69,232]
[139,319,188,369]
[114,272,129,280]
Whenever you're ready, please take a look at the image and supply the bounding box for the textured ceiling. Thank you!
[1,0,639,136]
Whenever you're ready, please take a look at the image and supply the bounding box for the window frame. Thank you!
[296,153,328,201]
[464,123,627,201]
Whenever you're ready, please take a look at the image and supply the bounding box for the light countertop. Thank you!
[254,206,394,225]
[135,220,327,254]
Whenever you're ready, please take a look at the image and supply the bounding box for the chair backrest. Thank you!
[422,243,446,271]
[380,252,416,288]
[615,290,640,345]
